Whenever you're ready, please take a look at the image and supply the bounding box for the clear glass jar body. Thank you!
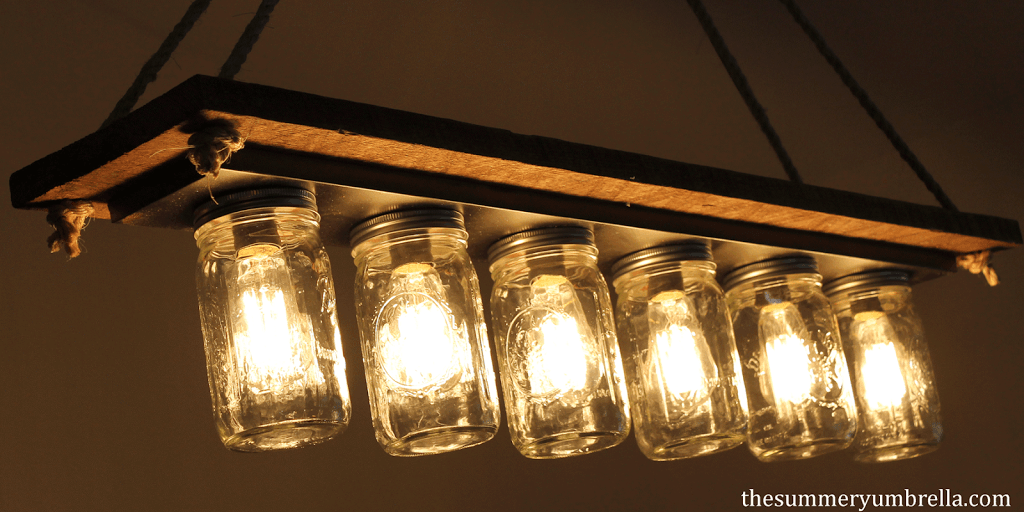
[352,228,499,456]
[726,273,857,461]
[490,245,630,458]
[614,261,748,460]
[830,284,941,462]
[195,207,351,452]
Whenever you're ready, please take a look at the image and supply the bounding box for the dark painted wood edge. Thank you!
[8,76,209,209]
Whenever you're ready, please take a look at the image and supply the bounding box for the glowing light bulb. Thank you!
[508,274,598,402]
[531,309,590,396]
[375,262,463,392]
[646,291,717,414]
[758,302,813,407]
[758,300,846,418]
[237,288,299,392]
[230,247,323,396]
[861,342,907,409]
[852,311,908,409]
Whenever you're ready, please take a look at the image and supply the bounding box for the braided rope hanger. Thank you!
[100,0,213,130]
[776,0,958,213]
[687,0,960,210]
[687,1,994,284]
[775,0,998,284]
[49,0,280,258]
[685,0,804,185]
[190,0,281,186]
[218,0,280,80]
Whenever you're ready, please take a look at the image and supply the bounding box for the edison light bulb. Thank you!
[853,312,908,409]
[758,301,818,409]
[376,262,464,393]
[508,274,597,402]
[230,249,325,395]
[646,290,718,416]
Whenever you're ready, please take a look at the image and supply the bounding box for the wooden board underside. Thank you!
[8,75,1021,258]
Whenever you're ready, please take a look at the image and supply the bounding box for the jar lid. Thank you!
[823,269,911,297]
[610,241,713,282]
[192,188,316,229]
[721,255,819,291]
[349,208,465,248]
[487,226,594,264]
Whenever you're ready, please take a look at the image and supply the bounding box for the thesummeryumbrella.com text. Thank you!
[742,489,1010,509]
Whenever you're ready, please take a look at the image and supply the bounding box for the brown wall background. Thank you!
[1,1,1021,510]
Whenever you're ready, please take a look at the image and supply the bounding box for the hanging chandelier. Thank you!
[8,0,1020,465]
[10,74,1019,462]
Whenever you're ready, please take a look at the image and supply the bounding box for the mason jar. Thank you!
[350,209,500,456]
[723,256,857,461]
[193,188,352,452]
[488,226,630,459]
[611,242,748,460]
[825,270,942,463]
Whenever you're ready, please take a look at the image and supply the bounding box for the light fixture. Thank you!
[349,209,500,456]
[487,227,630,458]
[825,270,942,463]
[8,76,1020,461]
[611,242,748,461]
[723,256,858,462]
[192,188,352,452]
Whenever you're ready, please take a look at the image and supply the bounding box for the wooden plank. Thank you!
[8,74,1021,257]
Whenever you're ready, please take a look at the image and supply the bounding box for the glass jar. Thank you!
[488,226,630,459]
[611,243,748,461]
[350,209,500,456]
[193,188,352,452]
[723,256,857,461]
[825,270,942,463]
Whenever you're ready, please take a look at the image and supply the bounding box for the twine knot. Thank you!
[956,250,1000,286]
[186,119,244,179]
[46,200,94,259]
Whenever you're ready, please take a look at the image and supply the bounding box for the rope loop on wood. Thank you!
[956,250,1000,287]
[187,119,245,179]
[46,200,95,259]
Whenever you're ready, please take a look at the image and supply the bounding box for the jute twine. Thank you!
[956,250,1000,286]
[46,200,94,259]
[186,119,244,180]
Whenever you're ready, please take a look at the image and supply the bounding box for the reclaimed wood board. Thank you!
[9,75,1021,265]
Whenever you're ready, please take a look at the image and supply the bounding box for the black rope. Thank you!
[100,0,212,129]
[218,0,281,80]
[776,0,958,212]
[685,0,804,184]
